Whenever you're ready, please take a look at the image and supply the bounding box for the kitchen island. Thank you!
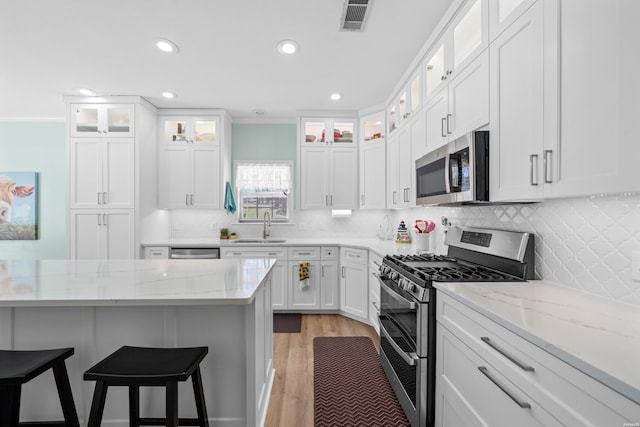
[0,258,276,427]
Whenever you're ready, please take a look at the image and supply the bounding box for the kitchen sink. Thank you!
[231,239,286,244]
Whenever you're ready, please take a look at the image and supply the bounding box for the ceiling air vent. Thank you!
[340,0,372,32]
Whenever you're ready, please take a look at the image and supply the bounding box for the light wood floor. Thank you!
[264,314,379,427]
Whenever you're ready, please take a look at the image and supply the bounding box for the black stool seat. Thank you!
[84,346,209,427]
[0,348,80,427]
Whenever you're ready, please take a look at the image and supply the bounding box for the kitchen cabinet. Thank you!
[301,118,356,145]
[340,247,368,321]
[160,116,219,145]
[69,138,134,209]
[69,104,134,138]
[389,72,423,133]
[368,252,382,334]
[299,146,357,210]
[489,0,537,41]
[320,247,339,310]
[359,112,386,209]
[435,292,638,426]
[425,50,489,151]
[142,246,169,259]
[158,145,221,209]
[424,0,488,101]
[387,111,424,208]
[489,0,558,201]
[157,112,230,209]
[69,210,135,259]
[221,246,288,310]
[288,247,321,310]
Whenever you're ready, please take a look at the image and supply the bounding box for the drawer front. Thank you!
[288,246,320,261]
[221,246,287,260]
[144,246,169,259]
[340,247,367,265]
[436,324,560,427]
[321,246,339,260]
[437,293,638,425]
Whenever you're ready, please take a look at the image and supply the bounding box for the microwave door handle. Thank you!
[444,155,451,193]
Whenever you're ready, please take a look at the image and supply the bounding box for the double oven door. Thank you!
[377,272,434,427]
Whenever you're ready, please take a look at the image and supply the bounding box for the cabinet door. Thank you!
[448,50,489,141]
[69,139,102,208]
[331,119,356,145]
[329,148,357,209]
[104,105,134,137]
[320,261,339,310]
[103,211,135,259]
[192,146,220,208]
[70,105,134,137]
[300,148,329,209]
[289,261,320,309]
[545,0,640,198]
[398,127,413,207]
[489,0,545,201]
[451,0,487,75]
[270,262,287,310]
[425,88,449,152]
[425,43,447,100]
[158,147,191,208]
[359,140,386,209]
[340,263,368,319]
[69,211,102,259]
[103,139,134,208]
[70,105,101,137]
[386,135,400,207]
[489,0,536,41]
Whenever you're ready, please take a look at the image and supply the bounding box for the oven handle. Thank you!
[379,320,419,366]
[374,274,417,310]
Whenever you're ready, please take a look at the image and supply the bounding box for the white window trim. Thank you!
[234,160,293,223]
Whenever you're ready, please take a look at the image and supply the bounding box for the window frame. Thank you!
[234,160,293,223]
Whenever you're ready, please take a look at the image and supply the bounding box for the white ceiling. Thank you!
[0,0,451,121]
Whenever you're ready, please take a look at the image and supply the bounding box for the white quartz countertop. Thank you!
[0,258,276,307]
[435,280,640,406]
[142,237,418,258]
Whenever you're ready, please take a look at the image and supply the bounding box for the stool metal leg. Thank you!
[87,380,109,427]
[129,386,140,427]
[191,367,209,427]
[52,360,80,427]
[166,382,179,427]
[0,384,21,427]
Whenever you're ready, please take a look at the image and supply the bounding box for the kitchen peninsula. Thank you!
[0,258,275,427]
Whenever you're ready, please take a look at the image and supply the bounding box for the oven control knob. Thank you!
[390,271,399,281]
[402,280,415,292]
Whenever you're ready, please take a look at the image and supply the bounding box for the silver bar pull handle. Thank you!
[341,266,345,278]
[186,194,189,205]
[97,214,102,226]
[322,265,325,277]
[529,154,539,186]
[103,192,108,204]
[441,117,447,138]
[447,113,452,134]
[478,366,531,409]
[97,193,101,205]
[103,214,107,226]
[379,321,419,366]
[543,150,553,184]
[190,194,194,205]
[372,301,380,313]
[481,337,535,372]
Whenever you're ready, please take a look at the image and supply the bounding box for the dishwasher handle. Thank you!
[169,248,220,259]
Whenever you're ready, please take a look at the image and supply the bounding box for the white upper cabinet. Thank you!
[389,72,423,135]
[425,0,488,102]
[301,118,355,145]
[161,117,219,145]
[359,112,386,209]
[489,0,537,41]
[70,104,134,138]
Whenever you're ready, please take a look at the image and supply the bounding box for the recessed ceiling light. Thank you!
[77,88,96,96]
[161,91,176,99]
[277,39,299,55]
[156,38,179,53]
[330,93,342,101]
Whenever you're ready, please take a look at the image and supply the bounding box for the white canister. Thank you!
[414,233,430,251]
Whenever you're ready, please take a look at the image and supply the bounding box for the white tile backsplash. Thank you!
[162,193,640,306]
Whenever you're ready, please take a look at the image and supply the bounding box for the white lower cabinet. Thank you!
[368,252,382,334]
[339,247,368,321]
[288,260,320,309]
[320,247,339,310]
[436,292,639,426]
[69,210,135,259]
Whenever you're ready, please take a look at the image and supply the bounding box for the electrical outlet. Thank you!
[633,251,640,281]
[211,223,217,231]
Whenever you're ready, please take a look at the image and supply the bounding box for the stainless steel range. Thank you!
[376,226,535,427]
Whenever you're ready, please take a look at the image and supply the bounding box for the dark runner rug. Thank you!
[314,336,410,427]
[273,313,302,333]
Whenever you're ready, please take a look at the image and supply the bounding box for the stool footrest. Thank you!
[138,418,203,426]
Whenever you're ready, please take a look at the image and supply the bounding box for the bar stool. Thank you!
[0,347,80,427]
[83,345,209,427]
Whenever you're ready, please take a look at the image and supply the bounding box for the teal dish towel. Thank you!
[224,182,236,214]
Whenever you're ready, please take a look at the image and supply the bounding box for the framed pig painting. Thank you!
[0,172,38,240]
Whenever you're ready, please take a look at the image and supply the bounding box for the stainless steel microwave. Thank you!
[415,131,489,206]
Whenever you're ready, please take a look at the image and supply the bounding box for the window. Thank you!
[235,161,292,222]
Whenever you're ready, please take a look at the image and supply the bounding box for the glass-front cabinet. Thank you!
[161,117,218,145]
[489,0,533,40]
[361,112,384,142]
[301,118,356,145]
[70,104,134,137]
[424,0,487,102]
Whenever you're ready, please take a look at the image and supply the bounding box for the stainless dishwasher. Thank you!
[169,247,220,259]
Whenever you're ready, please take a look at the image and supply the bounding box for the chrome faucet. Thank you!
[263,211,271,240]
